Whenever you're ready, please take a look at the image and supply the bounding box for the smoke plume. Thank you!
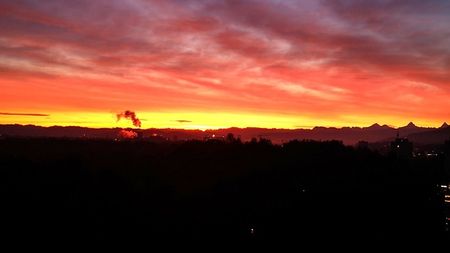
[117,110,141,128]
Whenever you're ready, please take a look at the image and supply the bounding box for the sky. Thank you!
[0,0,449,129]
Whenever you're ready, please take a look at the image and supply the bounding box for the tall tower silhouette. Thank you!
[391,130,413,159]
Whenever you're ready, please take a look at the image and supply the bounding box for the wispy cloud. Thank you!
[0,112,49,117]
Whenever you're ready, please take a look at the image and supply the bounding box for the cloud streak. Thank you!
[0,112,49,117]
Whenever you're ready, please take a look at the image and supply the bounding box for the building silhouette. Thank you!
[390,131,413,159]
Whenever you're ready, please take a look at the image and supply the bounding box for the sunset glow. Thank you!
[1,0,449,129]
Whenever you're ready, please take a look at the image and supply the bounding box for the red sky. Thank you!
[0,0,449,129]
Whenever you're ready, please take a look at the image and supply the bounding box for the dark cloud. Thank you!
[3,0,448,84]
[175,120,192,123]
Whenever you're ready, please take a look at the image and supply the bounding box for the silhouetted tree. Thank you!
[0,137,447,243]
[226,133,235,143]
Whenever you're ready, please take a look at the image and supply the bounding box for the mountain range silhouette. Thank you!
[1,123,449,145]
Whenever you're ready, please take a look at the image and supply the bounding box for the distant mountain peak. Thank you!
[440,122,449,128]
[403,122,417,128]
[367,123,392,130]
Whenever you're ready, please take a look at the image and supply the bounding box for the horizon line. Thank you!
[0,122,447,131]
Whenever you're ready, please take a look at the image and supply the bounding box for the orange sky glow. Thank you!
[1,0,449,129]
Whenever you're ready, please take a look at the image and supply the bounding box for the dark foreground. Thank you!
[1,138,449,244]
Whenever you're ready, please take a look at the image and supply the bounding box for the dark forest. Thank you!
[1,137,449,244]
